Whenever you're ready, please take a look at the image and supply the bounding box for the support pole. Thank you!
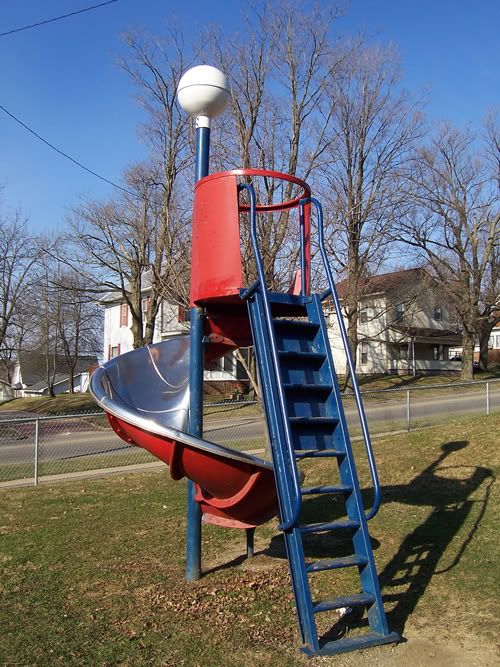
[186,306,205,581]
[406,389,411,432]
[185,121,211,581]
[195,124,210,182]
[246,527,256,559]
[177,64,229,582]
[34,418,40,486]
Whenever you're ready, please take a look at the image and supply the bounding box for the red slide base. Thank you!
[107,414,278,528]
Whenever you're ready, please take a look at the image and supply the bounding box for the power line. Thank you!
[0,1,120,38]
[0,103,137,197]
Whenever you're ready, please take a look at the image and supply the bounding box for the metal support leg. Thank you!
[34,418,40,486]
[406,389,411,432]
[246,527,255,558]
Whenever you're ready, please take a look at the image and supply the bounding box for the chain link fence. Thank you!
[0,412,155,485]
[1,379,498,486]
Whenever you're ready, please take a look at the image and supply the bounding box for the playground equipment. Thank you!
[90,66,399,657]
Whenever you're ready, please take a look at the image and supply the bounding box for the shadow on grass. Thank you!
[378,440,494,635]
[205,439,494,643]
[306,439,494,641]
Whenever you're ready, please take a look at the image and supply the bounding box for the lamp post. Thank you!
[177,65,229,581]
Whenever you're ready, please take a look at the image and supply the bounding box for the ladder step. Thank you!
[304,631,401,657]
[289,416,338,425]
[300,519,359,535]
[313,592,375,614]
[278,350,325,361]
[267,292,311,306]
[301,483,352,496]
[272,318,318,330]
[283,383,332,392]
[306,555,368,573]
[295,449,344,459]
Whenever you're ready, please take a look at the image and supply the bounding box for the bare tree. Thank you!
[477,114,500,369]
[0,211,42,380]
[67,29,194,350]
[69,161,190,349]
[56,270,102,393]
[206,2,347,396]
[399,122,500,380]
[320,44,425,382]
[36,253,61,397]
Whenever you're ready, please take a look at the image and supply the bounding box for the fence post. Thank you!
[34,418,40,486]
[486,382,490,417]
[406,389,411,432]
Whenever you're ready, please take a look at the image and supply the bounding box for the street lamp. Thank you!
[177,65,230,180]
[177,65,229,580]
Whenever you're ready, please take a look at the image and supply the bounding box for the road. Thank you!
[1,386,498,470]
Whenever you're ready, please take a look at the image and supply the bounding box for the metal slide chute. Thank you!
[90,336,277,528]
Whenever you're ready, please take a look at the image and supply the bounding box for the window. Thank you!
[359,307,368,324]
[223,354,235,373]
[141,297,151,314]
[108,344,120,359]
[432,344,444,361]
[206,358,223,372]
[394,303,405,322]
[119,303,128,327]
[433,305,442,321]
[360,340,368,365]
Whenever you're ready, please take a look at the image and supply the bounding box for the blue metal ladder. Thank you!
[240,184,400,656]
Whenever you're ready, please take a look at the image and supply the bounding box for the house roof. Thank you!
[336,268,428,299]
[17,352,99,389]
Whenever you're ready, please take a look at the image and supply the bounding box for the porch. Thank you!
[389,327,463,375]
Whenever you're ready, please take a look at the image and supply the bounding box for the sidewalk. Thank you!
[0,460,164,489]
[0,448,268,489]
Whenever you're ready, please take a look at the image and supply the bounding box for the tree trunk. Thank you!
[460,330,475,381]
[234,348,261,403]
[68,363,77,394]
[130,296,144,349]
[477,319,495,371]
[343,297,359,391]
[479,334,489,371]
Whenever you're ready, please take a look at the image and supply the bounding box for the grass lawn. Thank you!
[0,394,100,416]
[354,364,500,391]
[0,414,498,666]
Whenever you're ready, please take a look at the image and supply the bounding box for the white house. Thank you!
[12,352,98,397]
[0,379,12,402]
[327,268,463,375]
[487,324,500,351]
[100,285,245,386]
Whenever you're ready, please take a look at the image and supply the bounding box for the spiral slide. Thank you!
[90,335,278,528]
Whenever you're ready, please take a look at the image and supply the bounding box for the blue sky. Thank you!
[0,0,498,232]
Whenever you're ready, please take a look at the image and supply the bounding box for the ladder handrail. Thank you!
[239,182,302,531]
[300,196,382,521]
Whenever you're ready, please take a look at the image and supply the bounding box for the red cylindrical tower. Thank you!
[190,169,312,351]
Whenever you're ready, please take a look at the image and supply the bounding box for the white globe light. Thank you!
[177,65,229,124]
